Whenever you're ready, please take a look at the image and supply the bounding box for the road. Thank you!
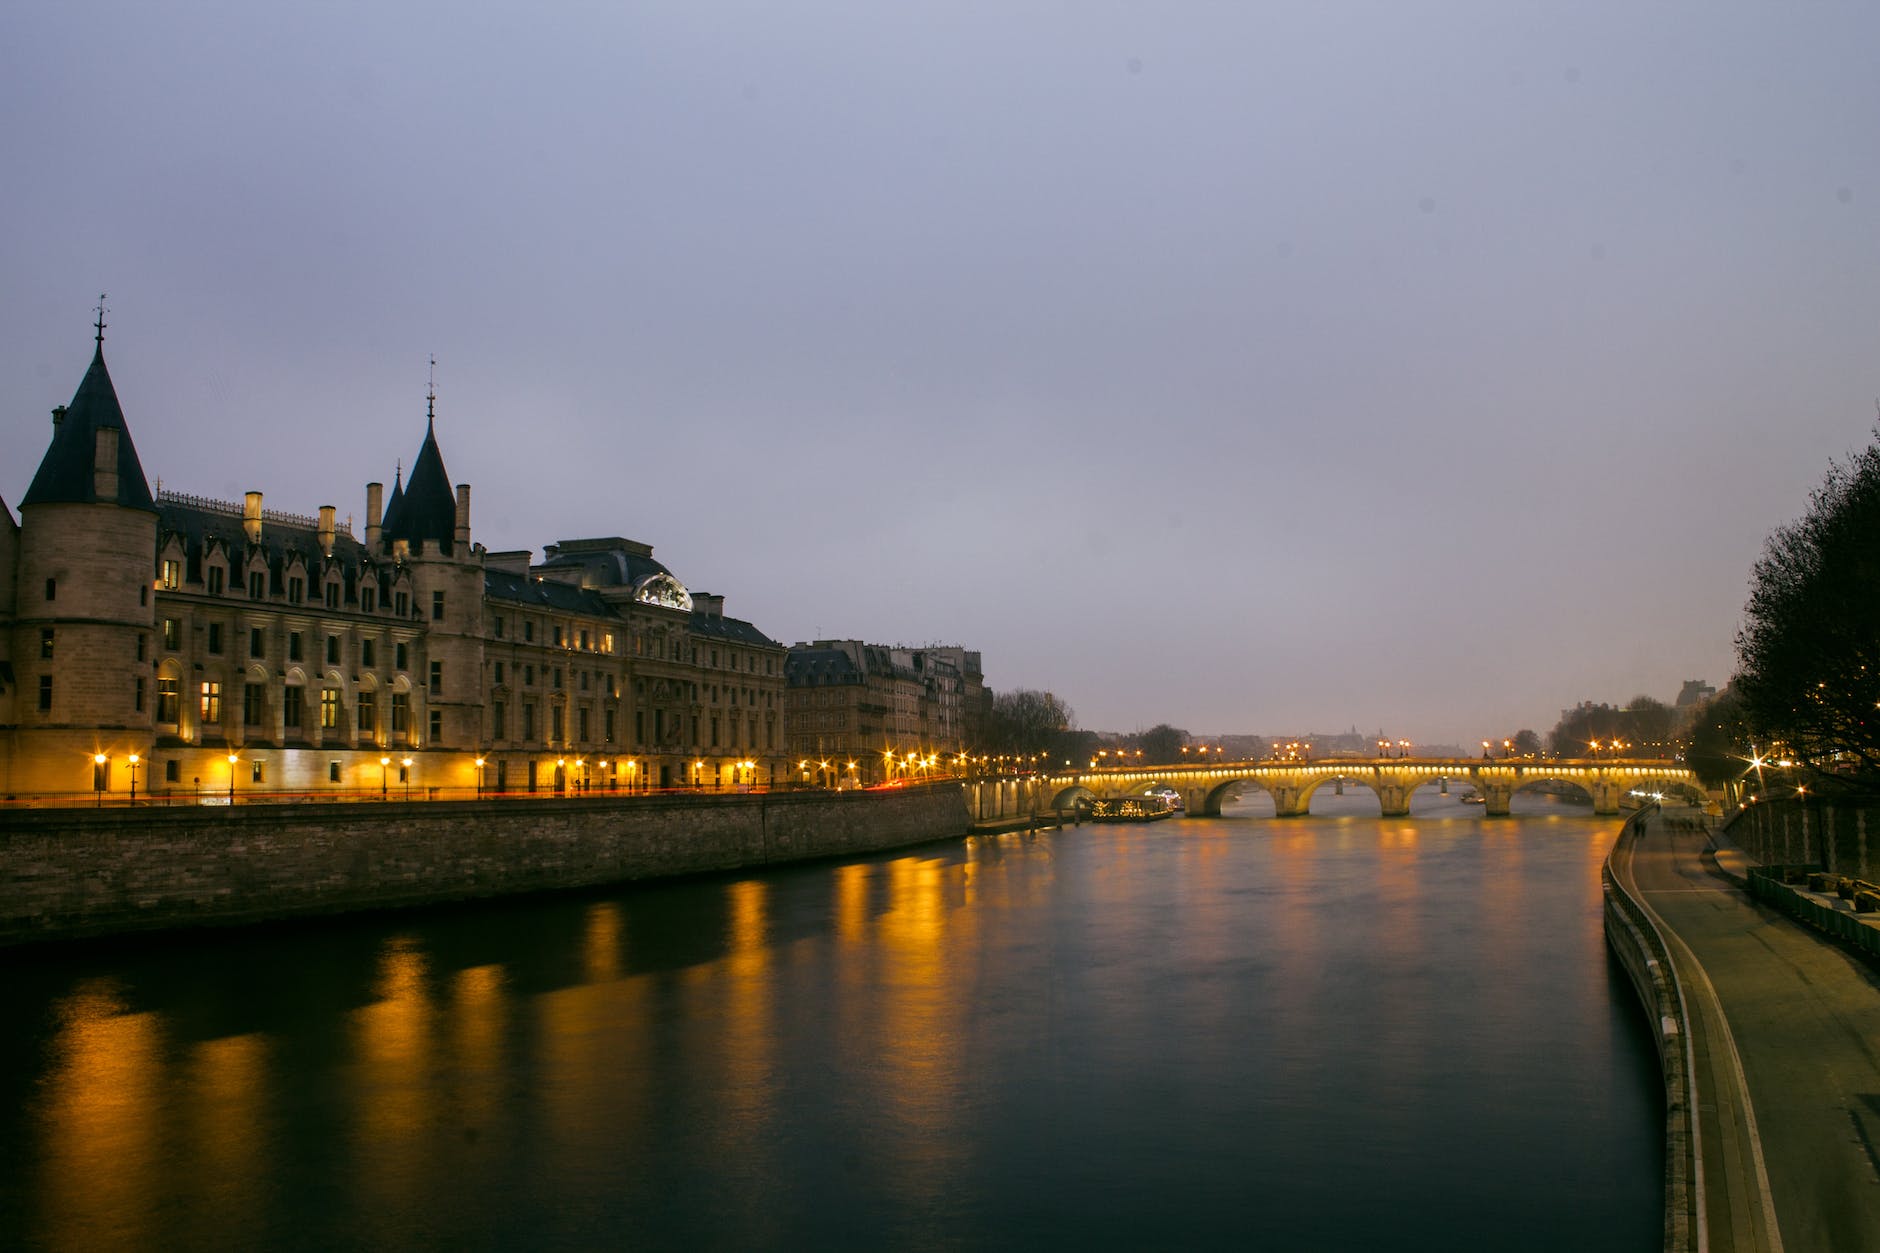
[1616,822,1880,1251]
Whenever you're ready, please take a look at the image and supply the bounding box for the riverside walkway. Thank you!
[1613,819,1880,1251]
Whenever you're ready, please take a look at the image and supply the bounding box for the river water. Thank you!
[0,789,1662,1251]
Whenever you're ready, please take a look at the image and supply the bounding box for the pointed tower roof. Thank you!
[380,463,407,540]
[21,326,156,511]
[382,370,458,554]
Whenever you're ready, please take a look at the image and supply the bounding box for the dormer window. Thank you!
[288,577,304,605]
[362,586,377,613]
[325,581,340,609]
[206,565,224,595]
[161,559,182,590]
[249,571,265,600]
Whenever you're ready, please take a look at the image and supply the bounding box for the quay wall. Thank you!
[1724,796,1876,879]
[1603,811,1699,1253]
[0,784,972,946]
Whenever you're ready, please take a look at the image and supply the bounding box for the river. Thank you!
[0,789,1662,1251]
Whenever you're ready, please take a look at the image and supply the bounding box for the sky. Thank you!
[4,3,1878,746]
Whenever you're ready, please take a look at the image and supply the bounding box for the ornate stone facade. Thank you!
[1,336,786,801]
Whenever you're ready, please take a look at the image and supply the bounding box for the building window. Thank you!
[250,628,264,658]
[357,689,377,733]
[160,558,181,590]
[362,638,376,667]
[523,703,536,741]
[140,584,148,607]
[329,761,341,783]
[552,667,563,690]
[251,762,264,784]
[288,577,304,604]
[551,706,564,740]
[579,629,589,650]
[579,670,590,692]
[605,708,615,742]
[553,625,564,646]
[429,661,442,695]
[493,615,505,639]
[320,688,339,729]
[162,618,180,650]
[395,642,408,671]
[432,591,445,621]
[40,628,53,660]
[603,632,614,653]
[288,632,303,661]
[326,636,340,664]
[494,661,505,685]
[200,681,222,724]
[325,582,340,609]
[207,623,223,654]
[394,591,409,617]
[391,692,409,733]
[165,760,179,783]
[493,700,506,739]
[429,709,442,742]
[524,620,534,642]
[249,570,266,599]
[284,690,303,729]
[362,586,376,613]
[207,565,224,595]
[578,707,590,741]
[244,683,264,726]
[44,577,56,601]
[525,664,535,686]
[157,678,180,722]
[135,677,146,712]
[38,675,53,712]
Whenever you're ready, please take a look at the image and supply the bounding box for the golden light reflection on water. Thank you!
[451,964,508,1157]
[584,901,624,983]
[184,1032,271,1240]
[34,980,163,1252]
[717,879,776,1133]
[351,937,435,1215]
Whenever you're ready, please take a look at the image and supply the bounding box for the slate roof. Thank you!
[483,568,615,617]
[689,612,781,649]
[157,498,380,600]
[785,647,865,686]
[21,344,156,511]
[534,541,677,589]
[384,417,458,553]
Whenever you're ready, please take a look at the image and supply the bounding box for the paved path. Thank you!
[1618,823,1880,1251]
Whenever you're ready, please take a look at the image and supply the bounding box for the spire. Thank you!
[21,314,155,511]
[427,355,436,431]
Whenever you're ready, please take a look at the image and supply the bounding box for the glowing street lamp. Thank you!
[93,753,107,807]
[475,756,486,797]
[381,755,391,798]
[227,753,240,803]
[402,756,413,800]
[128,753,139,804]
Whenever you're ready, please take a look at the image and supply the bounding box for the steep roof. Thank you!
[689,612,781,649]
[385,416,458,553]
[21,344,156,511]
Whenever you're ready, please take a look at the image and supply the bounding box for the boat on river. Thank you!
[1089,795,1179,822]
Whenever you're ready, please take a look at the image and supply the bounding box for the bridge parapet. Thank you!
[1035,757,1699,818]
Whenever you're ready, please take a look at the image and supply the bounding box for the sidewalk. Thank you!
[1620,822,1880,1251]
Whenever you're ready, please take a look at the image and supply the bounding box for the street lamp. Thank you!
[227,753,239,804]
[381,755,391,798]
[93,753,107,807]
[128,753,139,804]
[475,756,486,797]
[401,756,412,800]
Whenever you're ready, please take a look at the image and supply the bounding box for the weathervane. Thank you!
[427,354,437,421]
[94,293,108,347]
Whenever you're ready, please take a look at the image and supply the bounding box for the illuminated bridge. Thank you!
[964,758,1703,822]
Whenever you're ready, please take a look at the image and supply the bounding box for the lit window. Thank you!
[161,559,182,590]
[200,681,222,723]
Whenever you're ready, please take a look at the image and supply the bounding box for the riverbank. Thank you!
[0,783,971,946]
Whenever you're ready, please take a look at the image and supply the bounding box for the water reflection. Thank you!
[2,797,1662,1251]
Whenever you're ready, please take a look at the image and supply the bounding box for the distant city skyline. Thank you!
[5,4,1877,745]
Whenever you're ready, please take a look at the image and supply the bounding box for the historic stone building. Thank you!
[783,640,983,784]
[1,331,785,801]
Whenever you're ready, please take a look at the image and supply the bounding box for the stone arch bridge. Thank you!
[964,758,1703,822]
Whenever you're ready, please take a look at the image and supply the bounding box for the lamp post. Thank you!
[402,757,412,800]
[475,756,486,797]
[227,753,239,804]
[128,753,139,805]
[93,753,107,807]
[381,755,391,798]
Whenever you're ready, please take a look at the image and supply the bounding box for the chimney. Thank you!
[365,482,383,549]
[52,405,67,427]
[318,505,336,556]
[454,483,472,547]
[93,428,119,500]
[243,491,263,544]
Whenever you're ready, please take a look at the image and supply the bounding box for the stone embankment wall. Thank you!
[1603,812,1699,1253]
[1725,796,1876,879]
[0,784,971,946]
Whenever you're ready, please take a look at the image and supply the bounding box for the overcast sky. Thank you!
[4,3,1877,745]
